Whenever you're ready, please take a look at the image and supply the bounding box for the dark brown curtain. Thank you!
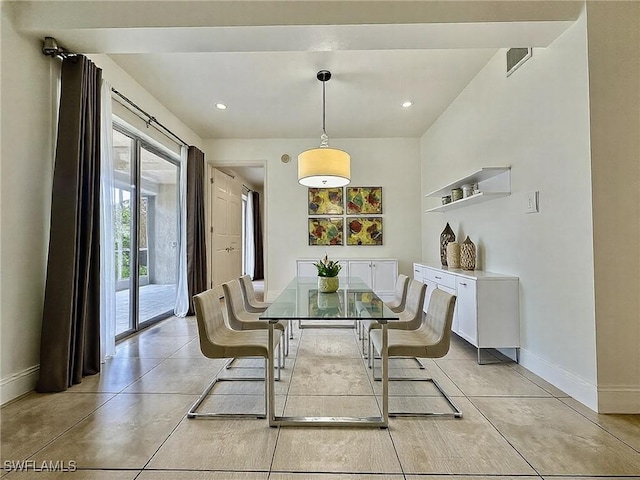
[186,146,207,315]
[252,191,264,280]
[37,56,102,392]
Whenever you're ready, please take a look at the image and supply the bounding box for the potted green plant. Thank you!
[314,254,342,293]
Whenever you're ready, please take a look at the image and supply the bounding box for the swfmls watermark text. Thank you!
[3,460,77,472]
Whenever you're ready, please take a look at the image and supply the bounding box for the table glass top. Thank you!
[260,276,399,321]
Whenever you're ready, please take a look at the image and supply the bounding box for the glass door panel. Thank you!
[112,129,134,336]
[138,145,179,326]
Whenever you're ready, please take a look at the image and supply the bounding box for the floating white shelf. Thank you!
[425,192,509,213]
[425,167,511,213]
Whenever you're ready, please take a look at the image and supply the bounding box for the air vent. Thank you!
[506,48,532,77]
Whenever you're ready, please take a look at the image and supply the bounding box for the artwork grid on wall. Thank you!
[308,187,344,215]
[347,217,383,246]
[308,217,344,246]
[346,186,382,215]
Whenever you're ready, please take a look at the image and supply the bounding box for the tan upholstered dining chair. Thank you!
[361,279,426,367]
[223,279,287,367]
[369,287,462,418]
[239,275,293,349]
[187,288,282,419]
[358,274,409,342]
[239,275,271,312]
[386,274,410,313]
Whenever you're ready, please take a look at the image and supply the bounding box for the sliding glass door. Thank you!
[113,125,180,338]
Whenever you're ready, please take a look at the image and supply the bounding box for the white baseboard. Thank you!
[0,365,39,405]
[597,385,640,413]
[518,348,598,411]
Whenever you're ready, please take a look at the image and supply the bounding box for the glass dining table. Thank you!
[260,276,399,428]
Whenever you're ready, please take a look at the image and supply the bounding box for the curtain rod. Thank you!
[111,88,189,147]
[42,36,190,148]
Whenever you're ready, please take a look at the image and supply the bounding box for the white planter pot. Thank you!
[318,276,339,293]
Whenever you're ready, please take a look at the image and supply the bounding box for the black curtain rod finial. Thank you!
[42,36,78,60]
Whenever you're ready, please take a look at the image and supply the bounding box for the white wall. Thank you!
[205,138,422,298]
[86,54,203,149]
[586,1,640,413]
[1,4,57,403]
[420,11,599,408]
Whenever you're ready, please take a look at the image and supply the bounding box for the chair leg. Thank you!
[285,323,290,356]
[286,321,292,355]
[276,341,281,382]
[279,336,285,369]
[187,358,268,419]
[223,351,285,373]
[361,326,367,358]
[370,354,462,418]
[263,357,268,415]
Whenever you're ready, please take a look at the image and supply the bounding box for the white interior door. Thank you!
[227,176,242,279]
[210,168,243,289]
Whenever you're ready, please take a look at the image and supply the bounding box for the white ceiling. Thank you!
[108,48,499,139]
[11,1,581,186]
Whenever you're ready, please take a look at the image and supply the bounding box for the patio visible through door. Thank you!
[113,126,180,338]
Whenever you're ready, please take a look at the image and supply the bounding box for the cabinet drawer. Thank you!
[413,264,424,282]
[423,268,456,289]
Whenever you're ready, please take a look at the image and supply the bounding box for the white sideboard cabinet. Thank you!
[413,263,520,363]
[297,259,398,301]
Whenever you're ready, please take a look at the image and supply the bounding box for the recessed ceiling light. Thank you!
[215,103,227,110]
[402,101,413,108]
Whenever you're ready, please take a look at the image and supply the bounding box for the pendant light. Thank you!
[298,70,351,188]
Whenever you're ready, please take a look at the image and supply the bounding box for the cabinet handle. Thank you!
[459,282,467,286]
[435,276,442,280]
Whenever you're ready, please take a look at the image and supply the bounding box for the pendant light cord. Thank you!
[322,79,327,136]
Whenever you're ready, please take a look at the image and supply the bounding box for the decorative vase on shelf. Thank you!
[440,223,456,266]
[318,276,339,293]
[446,242,461,268]
[460,236,476,271]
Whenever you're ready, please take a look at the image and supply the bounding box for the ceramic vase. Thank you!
[318,276,339,293]
[460,236,476,270]
[446,242,461,268]
[440,223,456,266]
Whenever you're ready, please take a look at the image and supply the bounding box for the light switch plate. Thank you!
[526,191,539,213]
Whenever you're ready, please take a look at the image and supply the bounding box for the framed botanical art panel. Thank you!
[308,188,344,215]
[347,217,383,245]
[346,187,382,215]
[308,217,344,246]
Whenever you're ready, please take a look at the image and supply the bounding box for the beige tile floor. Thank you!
[1,316,639,479]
